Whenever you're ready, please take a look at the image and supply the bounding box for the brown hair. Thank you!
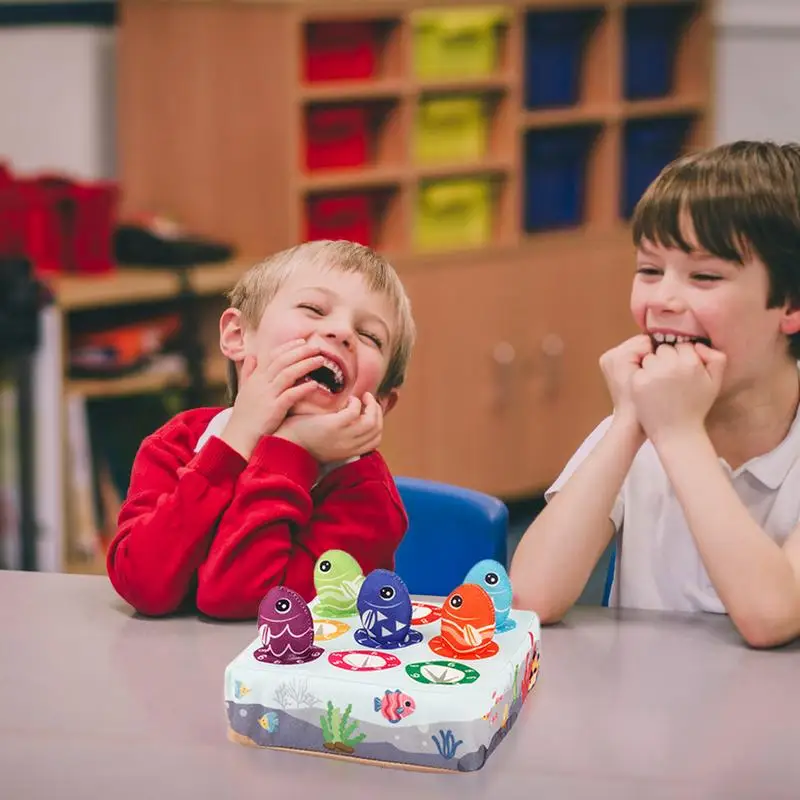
[225,240,415,400]
[631,139,800,358]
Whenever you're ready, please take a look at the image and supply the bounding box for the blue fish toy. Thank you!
[353,569,423,650]
[464,559,516,632]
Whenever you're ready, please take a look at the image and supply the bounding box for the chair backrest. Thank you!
[393,476,509,597]
[602,541,616,607]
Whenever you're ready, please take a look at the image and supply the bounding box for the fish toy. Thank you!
[353,569,423,649]
[463,558,516,632]
[254,586,323,664]
[428,583,498,660]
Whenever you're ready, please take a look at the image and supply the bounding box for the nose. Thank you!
[320,313,353,348]
[648,273,686,314]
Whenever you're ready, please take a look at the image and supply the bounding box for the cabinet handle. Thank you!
[540,333,564,399]
[491,341,516,410]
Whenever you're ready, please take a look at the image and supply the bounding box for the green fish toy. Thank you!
[312,550,365,617]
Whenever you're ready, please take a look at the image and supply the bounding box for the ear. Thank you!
[779,305,800,337]
[219,307,247,362]
[378,389,399,416]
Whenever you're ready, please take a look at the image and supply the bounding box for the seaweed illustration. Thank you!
[320,701,366,754]
[512,664,519,703]
[274,679,320,710]
[432,729,464,760]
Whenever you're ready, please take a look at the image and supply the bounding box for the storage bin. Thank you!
[305,106,369,171]
[524,10,601,109]
[0,175,117,274]
[621,116,692,218]
[414,178,491,251]
[304,22,379,83]
[624,4,694,99]
[414,95,489,164]
[412,7,507,79]
[306,193,373,246]
[523,125,598,231]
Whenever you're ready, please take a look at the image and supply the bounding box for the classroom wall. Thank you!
[2,0,800,180]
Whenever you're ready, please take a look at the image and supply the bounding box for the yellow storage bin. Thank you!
[414,95,489,164]
[412,7,508,79]
[414,178,492,251]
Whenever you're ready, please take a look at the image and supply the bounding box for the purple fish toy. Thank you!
[254,587,323,665]
[353,569,423,650]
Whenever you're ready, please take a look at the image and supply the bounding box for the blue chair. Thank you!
[602,540,616,607]
[393,477,509,597]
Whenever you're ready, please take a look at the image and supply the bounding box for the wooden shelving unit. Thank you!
[110,0,712,502]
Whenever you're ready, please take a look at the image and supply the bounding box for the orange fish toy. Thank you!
[428,583,498,660]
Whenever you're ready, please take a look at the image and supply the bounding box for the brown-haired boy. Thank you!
[511,140,800,648]
[107,240,416,620]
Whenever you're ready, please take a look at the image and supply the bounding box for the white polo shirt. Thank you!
[546,404,800,613]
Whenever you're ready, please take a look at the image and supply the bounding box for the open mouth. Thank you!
[650,332,712,348]
[298,356,346,395]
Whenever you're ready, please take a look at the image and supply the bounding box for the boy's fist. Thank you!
[274,392,384,465]
[599,334,653,422]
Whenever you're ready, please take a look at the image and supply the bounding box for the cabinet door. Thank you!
[515,230,638,493]
[381,259,521,496]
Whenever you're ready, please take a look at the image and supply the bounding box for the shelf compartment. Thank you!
[411,7,509,80]
[304,187,402,251]
[303,19,402,83]
[623,3,698,100]
[523,123,602,232]
[303,100,403,173]
[523,8,605,110]
[413,175,501,252]
[621,114,696,219]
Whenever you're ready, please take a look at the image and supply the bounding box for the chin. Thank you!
[292,393,349,416]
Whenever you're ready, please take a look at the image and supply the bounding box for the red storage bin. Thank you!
[306,193,373,246]
[305,105,369,171]
[304,22,378,83]
[0,172,117,275]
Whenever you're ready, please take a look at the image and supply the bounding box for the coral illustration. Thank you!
[432,728,463,760]
[320,701,366,754]
[274,679,320,710]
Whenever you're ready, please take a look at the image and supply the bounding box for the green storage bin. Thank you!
[413,7,508,79]
[414,95,489,164]
[414,178,492,251]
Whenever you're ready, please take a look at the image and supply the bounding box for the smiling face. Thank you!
[631,231,799,395]
[224,260,397,414]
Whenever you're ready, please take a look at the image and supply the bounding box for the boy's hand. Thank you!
[220,340,326,459]
[598,334,653,429]
[631,342,726,444]
[274,392,384,465]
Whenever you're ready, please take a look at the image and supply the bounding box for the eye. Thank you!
[299,303,324,315]
[485,572,499,585]
[449,594,463,609]
[275,598,291,614]
[693,273,722,282]
[635,266,661,277]
[319,560,331,573]
[359,330,383,349]
[379,586,395,600]
[404,700,412,707]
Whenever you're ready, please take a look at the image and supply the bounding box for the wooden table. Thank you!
[2,571,798,799]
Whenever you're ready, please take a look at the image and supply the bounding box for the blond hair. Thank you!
[226,240,415,399]
[632,139,800,358]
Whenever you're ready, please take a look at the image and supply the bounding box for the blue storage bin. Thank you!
[624,3,696,99]
[523,125,599,231]
[622,116,692,218]
[524,10,601,109]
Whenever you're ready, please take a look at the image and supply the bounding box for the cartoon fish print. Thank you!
[374,689,416,724]
[258,711,279,733]
[464,558,516,632]
[428,583,499,660]
[353,569,423,650]
[312,550,365,617]
[234,681,251,699]
[254,586,323,665]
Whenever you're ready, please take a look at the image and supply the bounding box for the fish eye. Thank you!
[404,700,412,707]
[485,572,499,585]
[319,560,331,572]
[379,586,395,600]
[450,594,463,609]
[275,598,291,613]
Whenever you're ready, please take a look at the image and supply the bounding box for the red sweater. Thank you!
[107,407,408,620]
